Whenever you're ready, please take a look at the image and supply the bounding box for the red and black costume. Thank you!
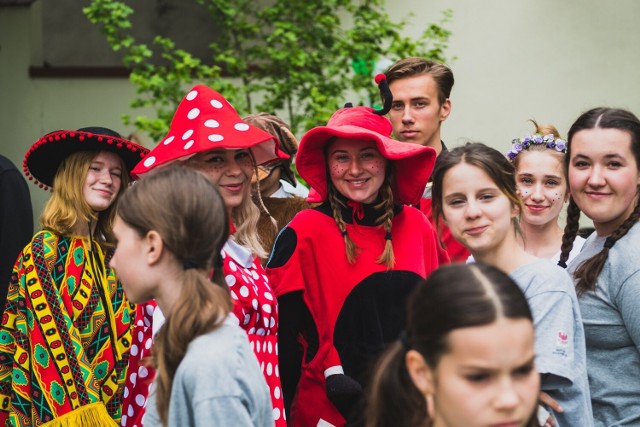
[266,90,443,426]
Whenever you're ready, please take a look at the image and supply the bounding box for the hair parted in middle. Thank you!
[117,165,233,425]
[559,107,640,291]
[366,263,534,427]
[431,142,523,240]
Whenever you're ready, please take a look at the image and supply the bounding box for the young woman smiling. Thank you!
[124,85,289,427]
[0,127,148,426]
[507,121,585,265]
[431,142,592,427]
[560,108,640,426]
[266,78,443,426]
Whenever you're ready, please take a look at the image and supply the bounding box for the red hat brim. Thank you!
[23,129,149,189]
[297,125,436,205]
[132,85,289,177]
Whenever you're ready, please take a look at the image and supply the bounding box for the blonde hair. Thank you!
[511,120,565,170]
[40,150,129,246]
[117,166,232,426]
[231,157,269,259]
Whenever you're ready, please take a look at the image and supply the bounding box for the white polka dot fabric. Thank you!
[222,248,286,426]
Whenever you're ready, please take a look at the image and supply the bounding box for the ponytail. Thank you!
[154,269,232,425]
[365,342,428,427]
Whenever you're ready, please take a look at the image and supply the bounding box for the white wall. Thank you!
[387,0,640,150]
[1,0,639,225]
[0,3,150,224]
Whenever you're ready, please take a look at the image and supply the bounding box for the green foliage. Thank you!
[84,0,453,141]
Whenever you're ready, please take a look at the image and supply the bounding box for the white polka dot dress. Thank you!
[223,244,286,427]
[120,302,156,427]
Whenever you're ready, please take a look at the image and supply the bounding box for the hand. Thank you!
[325,373,362,419]
[539,392,563,427]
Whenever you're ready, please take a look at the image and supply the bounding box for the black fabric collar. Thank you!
[315,192,403,225]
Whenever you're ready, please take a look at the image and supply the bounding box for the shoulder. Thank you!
[179,322,252,378]
[512,259,575,294]
[610,222,640,266]
[395,204,430,224]
[175,321,264,399]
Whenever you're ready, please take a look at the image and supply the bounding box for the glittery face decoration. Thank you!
[515,150,567,227]
[328,138,388,204]
[184,148,254,210]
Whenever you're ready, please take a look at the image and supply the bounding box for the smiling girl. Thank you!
[266,77,442,426]
[507,122,585,265]
[110,166,272,427]
[560,108,640,425]
[123,85,288,427]
[431,143,592,427]
[0,127,148,426]
[367,263,541,427]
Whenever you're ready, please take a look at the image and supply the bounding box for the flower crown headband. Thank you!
[506,133,567,161]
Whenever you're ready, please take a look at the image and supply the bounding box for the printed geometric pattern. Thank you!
[0,231,135,426]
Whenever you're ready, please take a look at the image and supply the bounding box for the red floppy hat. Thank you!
[297,106,436,206]
[132,85,289,177]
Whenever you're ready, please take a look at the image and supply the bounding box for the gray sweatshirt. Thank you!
[143,318,273,427]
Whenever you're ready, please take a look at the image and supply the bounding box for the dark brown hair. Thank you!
[384,57,454,106]
[117,166,232,425]
[431,142,523,241]
[558,108,640,295]
[366,263,536,427]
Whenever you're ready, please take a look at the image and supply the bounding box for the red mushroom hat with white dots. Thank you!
[23,126,149,190]
[132,85,288,177]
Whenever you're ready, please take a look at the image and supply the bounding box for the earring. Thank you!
[426,393,435,419]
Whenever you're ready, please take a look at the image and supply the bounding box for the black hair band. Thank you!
[399,330,411,350]
[384,232,392,241]
[183,259,199,270]
[604,237,616,249]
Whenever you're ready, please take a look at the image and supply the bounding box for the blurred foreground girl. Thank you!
[111,166,271,426]
[367,263,541,427]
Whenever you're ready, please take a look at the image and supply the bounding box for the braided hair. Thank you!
[327,166,396,268]
[558,108,640,296]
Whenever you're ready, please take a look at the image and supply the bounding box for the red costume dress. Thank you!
[266,97,443,426]
[121,239,285,427]
[267,201,440,426]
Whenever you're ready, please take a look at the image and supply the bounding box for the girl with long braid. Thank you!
[266,75,443,427]
[559,107,640,425]
[110,166,271,426]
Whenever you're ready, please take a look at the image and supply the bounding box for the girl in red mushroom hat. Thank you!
[0,127,148,426]
[122,85,288,427]
[265,75,447,427]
